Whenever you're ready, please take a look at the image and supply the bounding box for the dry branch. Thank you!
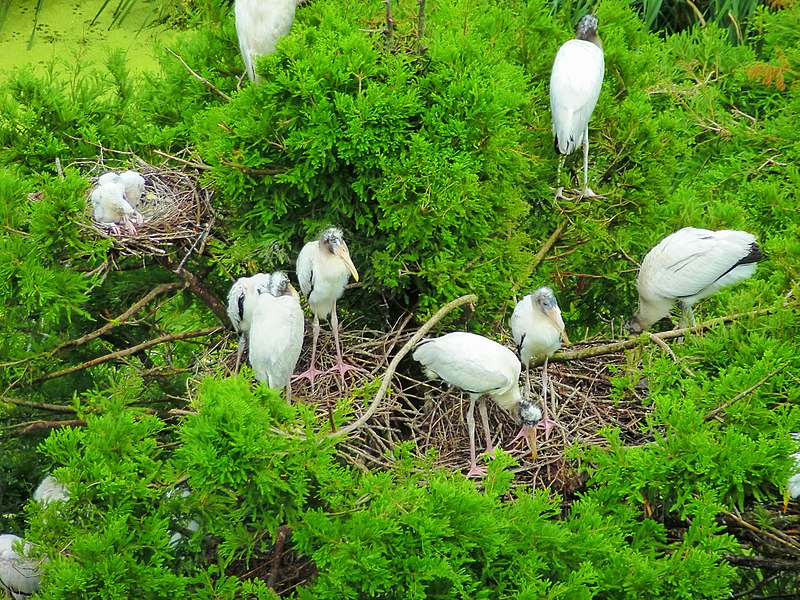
[54,282,187,353]
[4,419,88,436]
[704,366,786,421]
[26,327,223,386]
[531,221,568,273]
[166,48,231,102]
[329,294,477,439]
[543,306,779,367]
[154,256,229,325]
[0,396,77,413]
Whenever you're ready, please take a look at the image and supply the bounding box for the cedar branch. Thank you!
[154,256,230,325]
[531,221,567,273]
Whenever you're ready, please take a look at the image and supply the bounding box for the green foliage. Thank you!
[0,0,799,597]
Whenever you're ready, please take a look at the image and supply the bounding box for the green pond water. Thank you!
[0,0,178,77]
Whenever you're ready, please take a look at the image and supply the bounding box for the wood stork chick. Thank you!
[625,227,763,333]
[295,227,362,386]
[235,0,297,84]
[550,14,604,198]
[99,171,145,224]
[249,271,305,402]
[90,181,137,235]
[510,287,567,438]
[413,332,542,477]
[227,272,273,373]
[0,534,42,600]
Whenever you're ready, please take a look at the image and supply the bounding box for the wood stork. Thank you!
[33,475,69,506]
[248,271,305,402]
[98,171,145,224]
[510,287,568,437]
[234,0,298,84]
[0,534,42,599]
[295,227,362,386]
[625,227,764,333]
[227,272,273,373]
[550,14,604,198]
[413,332,542,477]
[90,181,137,235]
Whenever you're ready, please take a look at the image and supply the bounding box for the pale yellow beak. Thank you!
[336,244,359,282]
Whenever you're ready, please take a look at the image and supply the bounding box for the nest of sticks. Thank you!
[83,158,215,257]
[222,316,651,493]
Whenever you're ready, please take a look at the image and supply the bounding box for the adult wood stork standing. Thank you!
[295,227,362,385]
[625,227,764,333]
[413,332,542,477]
[90,181,137,235]
[227,272,273,373]
[550,14,605,198]
[248,271,305,402]
[510,287,567,437]
[0,534,42,599]
[234,0,298,84]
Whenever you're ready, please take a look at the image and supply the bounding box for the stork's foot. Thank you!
[508,425,538,460]
[327,361,366,383]
[554,186,569,200]
[466,463,487,477]
[134,212,144,225]
[537,415,564,439]
[292,365,327,387]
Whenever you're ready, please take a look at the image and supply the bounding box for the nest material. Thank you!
[85,158,214,257]
[228,320,652,492]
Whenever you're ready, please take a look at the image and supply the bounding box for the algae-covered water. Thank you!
[0,0,177,76]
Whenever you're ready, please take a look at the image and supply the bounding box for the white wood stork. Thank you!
[413,332,542,477]
[33,475,69,506]
[625,227,764,333]
[294,227,362,386]
[90,181,137,235]
[550,14,604,198]
[227,272,273,372]
[0,534,42,600]
[234,0,298,84]
[510,287,568,437]
[248,271,305,402]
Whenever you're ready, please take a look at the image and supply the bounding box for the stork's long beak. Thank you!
[545,305,569,345]
[509,425,538,461]
[335,244,359,282]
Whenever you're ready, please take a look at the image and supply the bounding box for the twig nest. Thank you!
[85,158,215,257]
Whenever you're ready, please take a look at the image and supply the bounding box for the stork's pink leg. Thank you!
[466,396,487,477]
[538,357,564,438]
[327,302,365,383]
[293,315,326,389]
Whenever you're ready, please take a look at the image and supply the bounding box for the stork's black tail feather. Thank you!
[739,241,764,265]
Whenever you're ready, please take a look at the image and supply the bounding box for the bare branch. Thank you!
[3,419,87,436]
[25,327,223,386]
[0,396,77,413]
[54,282,187,353]
[704,366,785,422]
[531,221,568,273]
[154,256,230,325]
[330,294,477,439]
[166,48,231,102]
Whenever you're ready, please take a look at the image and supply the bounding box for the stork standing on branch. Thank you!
[235,0,298,84]
[625,227,764,333]
[550,14,605,199]
[227,273,273,372]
